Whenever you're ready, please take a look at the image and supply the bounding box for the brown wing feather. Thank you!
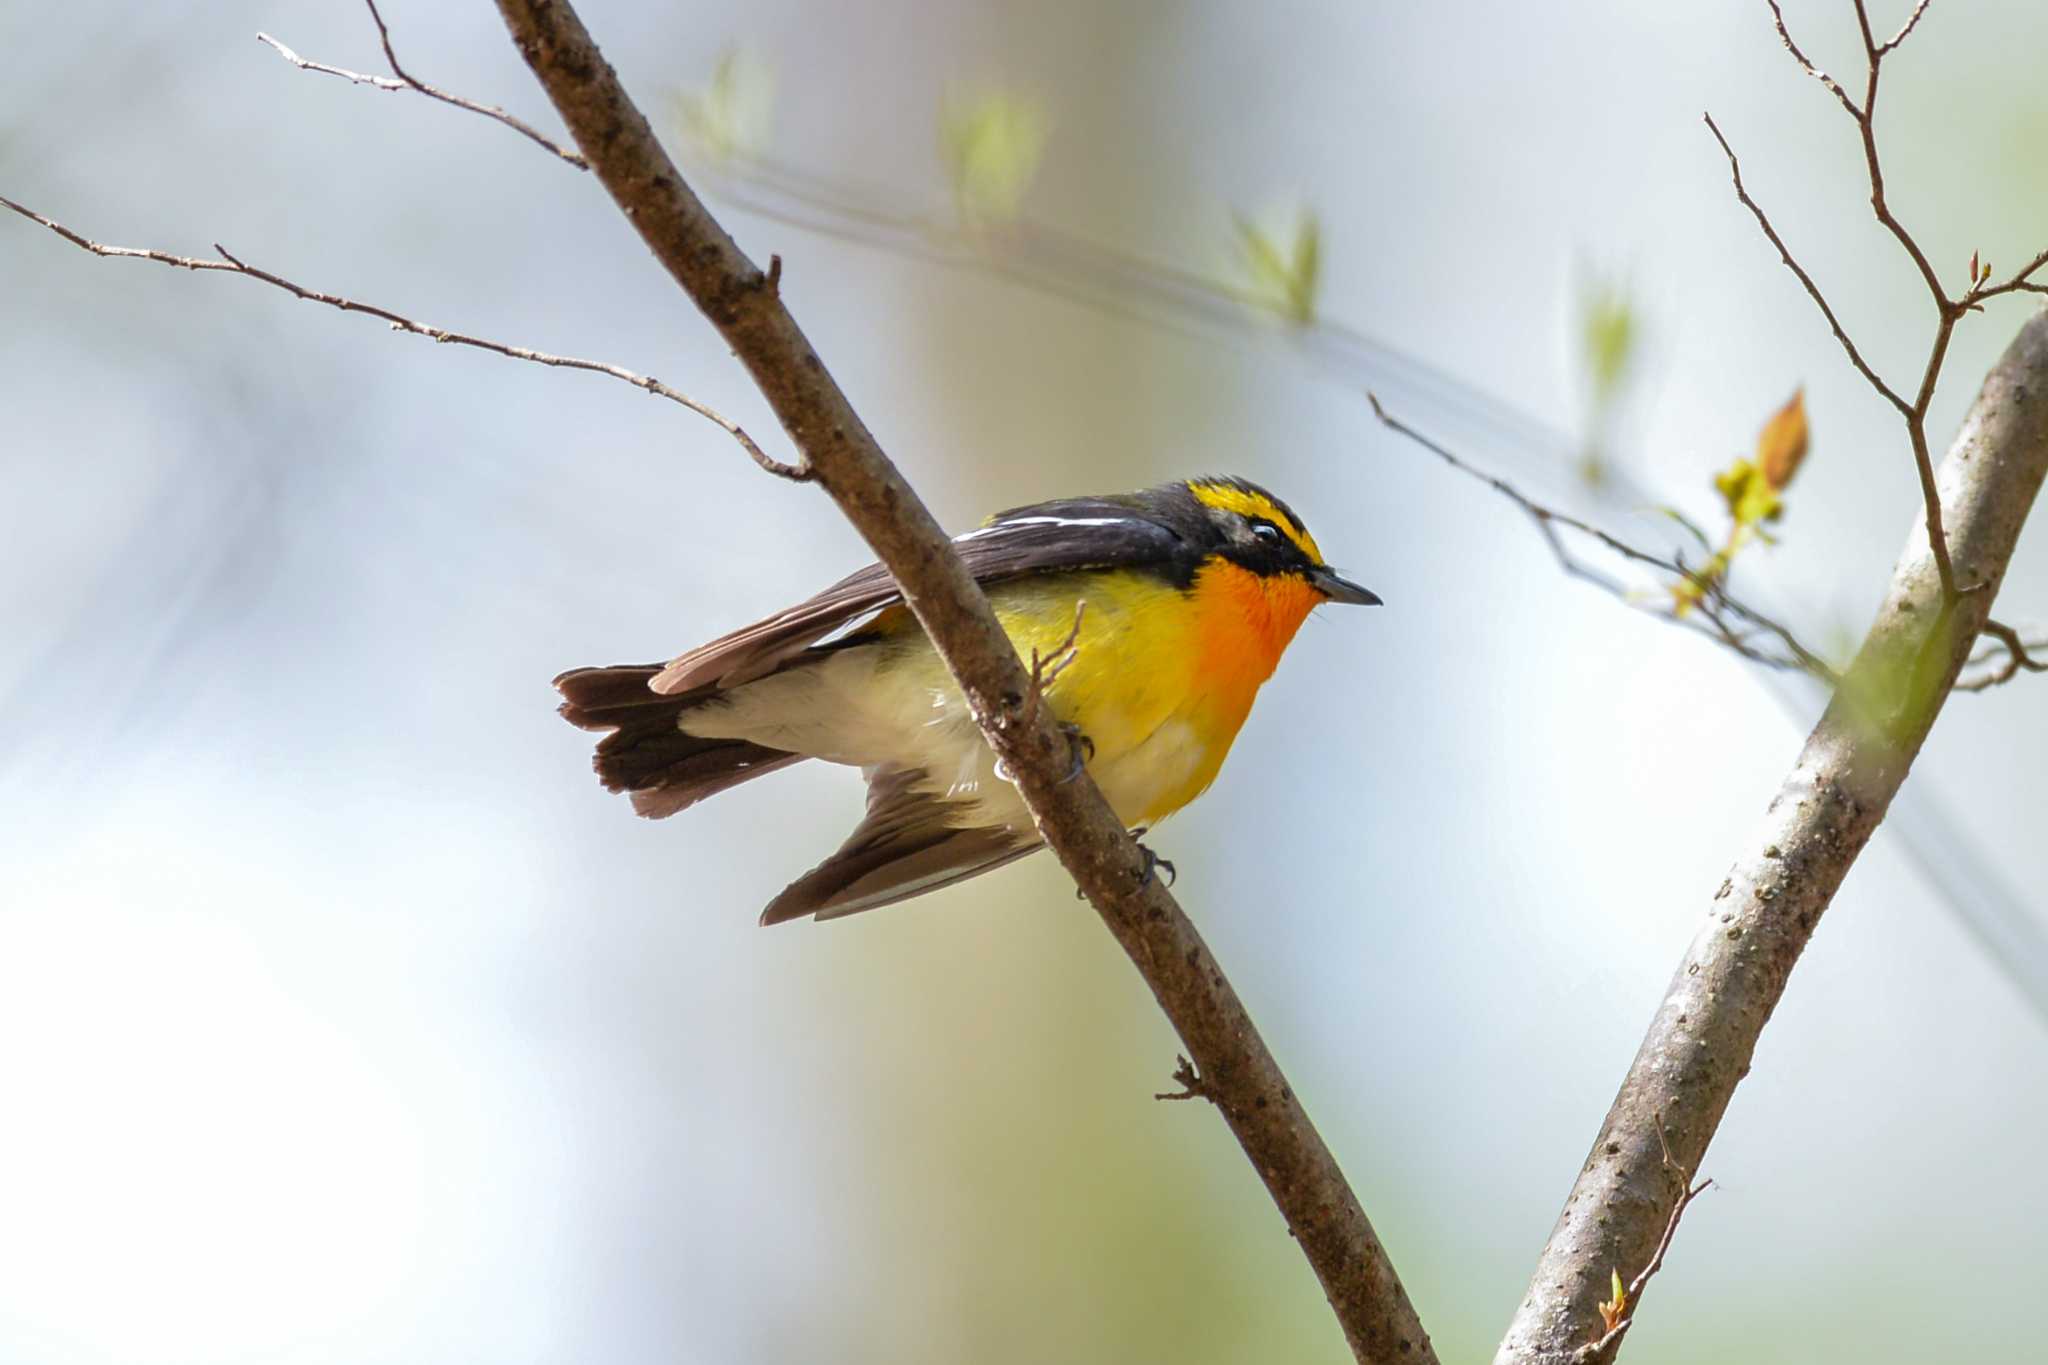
[651,563,902,694]
[650,502,1191,695]
[760,767,1040,924]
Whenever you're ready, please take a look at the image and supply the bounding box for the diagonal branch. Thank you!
[0,193,805,481]
[490,2,1435,1361]
[1496,309,2048,1364]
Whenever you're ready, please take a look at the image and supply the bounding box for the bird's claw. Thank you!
[1059,722,1095,782]
[1136,841,1177,889]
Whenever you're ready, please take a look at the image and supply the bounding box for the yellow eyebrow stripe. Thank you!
[1187,481,1325,562]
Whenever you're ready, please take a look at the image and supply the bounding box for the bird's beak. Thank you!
[1310,566,1382,606]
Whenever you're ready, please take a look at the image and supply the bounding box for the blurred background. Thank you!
[4,2,2046,1361]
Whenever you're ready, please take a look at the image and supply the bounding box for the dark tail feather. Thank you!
[555,664,803,818]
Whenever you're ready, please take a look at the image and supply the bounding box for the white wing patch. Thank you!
[954,516,1140,541]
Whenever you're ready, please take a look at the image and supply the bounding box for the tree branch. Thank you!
[1495,308,2048,1364]
[1956,618,2048,692]
[0,193,806,482]
[489,1,1434,1360]
[1369,394,1839,682]
[1731,2,2048,608]
[1702,112,1909,416]
[260,0,589,169]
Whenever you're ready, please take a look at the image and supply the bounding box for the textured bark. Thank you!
[1496,309,2048,1364]
[491,3,1435,1360]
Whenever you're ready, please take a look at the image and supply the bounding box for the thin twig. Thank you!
[1726,3,2048,607]
[1026,600,1088,702]
[1876,0,1933,55]
[0,194,806,482]
[1022,601,1091,777]
[1573,1116,1717,1362]
[259,0,589,170]
[1153,1055,1211,1103]
[1763,0,1863,117]
[1970,248,2048,305]
[1369,393,1839,682]
[1572,1175,1713,1363]
[1846,1,1948,311]
[255,32,406,91]
[1705,102,1972,599]
[1703,113,1908,416]
[1956,618,2048,692]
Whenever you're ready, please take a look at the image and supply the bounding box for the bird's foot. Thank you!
[1135,838,1177,890]
[1059,722,1095,782]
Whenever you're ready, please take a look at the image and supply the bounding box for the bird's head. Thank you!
[1179,476,1381,606]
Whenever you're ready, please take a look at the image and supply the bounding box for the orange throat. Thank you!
[1189,559,1322,720]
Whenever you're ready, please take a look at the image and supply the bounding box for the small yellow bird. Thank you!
[556,476,1377,923]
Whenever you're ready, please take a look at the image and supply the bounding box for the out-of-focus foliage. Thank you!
[941,90,1049,225]
[1837,600,1959,762]
[674,48,775,162]
[1574,271,1639,485]
[1581,283,1637,409]
[1231,208,1322,326]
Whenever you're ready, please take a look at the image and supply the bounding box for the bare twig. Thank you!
[1026,600,1088,702]
[1703,113,1907,414]
[0,194,806,482]
[1875,0,1933,55]
[1153,1055,1210,1103]
[1842,1,1947,309]
[1369,394,1840,682]
[1763,0,1863,117]
[492,3,1435,1361]
[1573,1178,1713,1363]
[1497,311,2048,1364]
[1021,601,1091,778]
[259,0,589,170]
[1971,248,2048,305]
[255,32,407,91]
[1718,3,2048,607]
[1956,618,2048,692]
[1570,1122,1716,1363]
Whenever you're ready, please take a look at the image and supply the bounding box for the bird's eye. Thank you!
[1250,520,1283,545]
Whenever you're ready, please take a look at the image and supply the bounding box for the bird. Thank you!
[555,475,1379,924]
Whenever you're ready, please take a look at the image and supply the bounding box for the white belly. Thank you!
[678,644,1205,833]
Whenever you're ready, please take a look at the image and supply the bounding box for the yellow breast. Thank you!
[985,561,1321,826]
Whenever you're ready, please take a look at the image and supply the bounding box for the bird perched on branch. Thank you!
[556,476,1378,923]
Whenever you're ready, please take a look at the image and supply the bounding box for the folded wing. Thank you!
[650,498,1188,694]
